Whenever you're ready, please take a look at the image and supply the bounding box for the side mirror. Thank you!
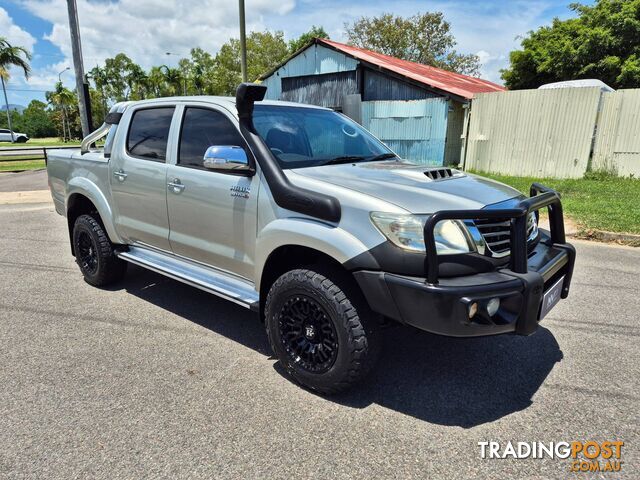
[203,146,251,172]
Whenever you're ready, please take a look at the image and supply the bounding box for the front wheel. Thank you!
[265,268,379,394]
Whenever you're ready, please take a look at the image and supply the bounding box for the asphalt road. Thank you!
[0,170,48,192]
[0,202,638,479]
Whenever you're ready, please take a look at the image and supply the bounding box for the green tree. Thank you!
[146,66,168,97]
[0,108,20,130]
[288,26,329,53]
[160,65,184,95]
[502,0,640,89]
[214,30,289,94]
[344,12,480,75]
[88,65,109,118]
[46,81,76,141]
[21,100,56,137]
[126,64,149,100]
[188,48,217,94]
[0,36,32,141]
[89,88,106,127]
[175,48,218,95]
[101,53,141,101]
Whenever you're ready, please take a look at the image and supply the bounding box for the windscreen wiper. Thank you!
[367,153,398,161]
[322,155,366,166]
[322,153,398,166]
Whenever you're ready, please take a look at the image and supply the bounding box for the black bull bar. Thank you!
[423,183,567,285]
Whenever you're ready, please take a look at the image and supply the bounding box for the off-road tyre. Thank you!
[72,214,126,287]
[265,267,380,394]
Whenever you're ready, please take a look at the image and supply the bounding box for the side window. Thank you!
[178,107,248,168]
[126,107,175,161]
[0,129,9,133]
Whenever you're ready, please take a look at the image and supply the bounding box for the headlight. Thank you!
[370,212,474,254]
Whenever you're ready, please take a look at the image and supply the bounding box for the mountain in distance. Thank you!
[0,104,26,113]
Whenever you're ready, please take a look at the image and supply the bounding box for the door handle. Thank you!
[167,178,185,193]
[113,169,127,181]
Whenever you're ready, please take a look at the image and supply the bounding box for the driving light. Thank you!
[370,212,473,254]
[486,297,500,316]
[468,302,478,319]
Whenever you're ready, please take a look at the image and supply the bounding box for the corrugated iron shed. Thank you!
[260,38,505,101]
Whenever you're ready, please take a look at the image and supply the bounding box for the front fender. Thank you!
[255,218,372,290]
[67,176,123,244]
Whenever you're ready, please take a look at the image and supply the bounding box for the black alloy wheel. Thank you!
[265,268,380,394]
[76,230,99,276]
[278,294,339,373]
[72,214,127,287]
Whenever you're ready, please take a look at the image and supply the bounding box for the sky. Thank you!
[0,0,586,108]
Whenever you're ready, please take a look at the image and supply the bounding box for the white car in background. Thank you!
[0,129,29,143]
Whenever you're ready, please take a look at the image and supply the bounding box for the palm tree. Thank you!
[147,66,166,97]
[46,82,76,141]
[0,37,31,142]
[192,62,205,95]
[126,65,148,100]
[160,65,184,96]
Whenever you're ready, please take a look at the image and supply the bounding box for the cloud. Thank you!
[3,0,292,104]
[0,6,38,107]
[0,7,36,53]
[6,0,566,106]
[22,0,296,70]
[267,0,559,83]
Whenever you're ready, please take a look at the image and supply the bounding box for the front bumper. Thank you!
[353,183,576,337]
[354,236,575,337]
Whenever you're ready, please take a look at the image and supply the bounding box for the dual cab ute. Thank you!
[47,84,576,393]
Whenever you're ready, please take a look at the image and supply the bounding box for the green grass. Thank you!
[0,159,46,172]
[472,171,640,235]
[0,137,81,148]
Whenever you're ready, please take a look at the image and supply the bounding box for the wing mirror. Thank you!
[203,146,251,173]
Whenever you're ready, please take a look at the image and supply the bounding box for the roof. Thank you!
[318,39,505,100]
[260,38,505,100]
[538,79,615,92]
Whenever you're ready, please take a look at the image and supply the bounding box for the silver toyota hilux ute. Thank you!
[47,83,576,394]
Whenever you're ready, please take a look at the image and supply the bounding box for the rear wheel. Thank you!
[265,268,379,394]
[72,214,126,286]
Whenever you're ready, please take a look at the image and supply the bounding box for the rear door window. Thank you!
[126,107,175,161]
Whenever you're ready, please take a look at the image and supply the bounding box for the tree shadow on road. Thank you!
[116,265,563,429]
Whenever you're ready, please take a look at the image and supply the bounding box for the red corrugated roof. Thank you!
[317,38,505,100]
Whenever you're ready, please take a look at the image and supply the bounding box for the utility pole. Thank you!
[238,0,248,82]
[66,0,92,136]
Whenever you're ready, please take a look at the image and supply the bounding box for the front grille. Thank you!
[424,168,453,180]
[474,213,537,255]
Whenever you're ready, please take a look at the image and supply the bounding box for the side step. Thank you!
[117,246,259,311]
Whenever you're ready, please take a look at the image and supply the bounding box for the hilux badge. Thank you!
[230,185,250,198]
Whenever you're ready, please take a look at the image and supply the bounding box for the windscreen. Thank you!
[253,105,394,169]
